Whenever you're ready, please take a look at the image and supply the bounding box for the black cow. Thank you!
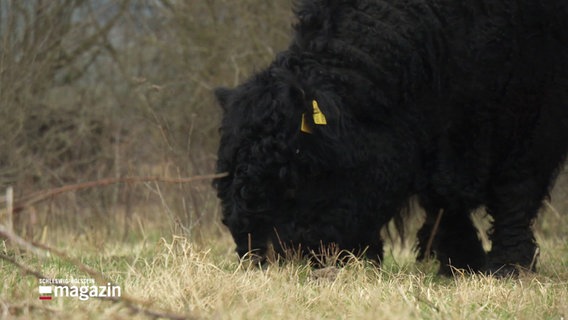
[213,0,568,276]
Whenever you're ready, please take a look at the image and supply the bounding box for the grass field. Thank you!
[1,197,567,320]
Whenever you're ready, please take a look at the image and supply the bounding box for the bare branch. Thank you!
[1,172,228,213]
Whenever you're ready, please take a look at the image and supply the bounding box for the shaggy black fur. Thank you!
[213,0,568,276]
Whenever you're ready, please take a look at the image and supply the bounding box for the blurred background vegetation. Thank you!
[0,0,565,245]
[0,0,294,241]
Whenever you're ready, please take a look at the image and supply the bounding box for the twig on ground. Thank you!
[0,172,226,318]
[0,224,48,258]
[424,209,444,260]
[0,224,198,320]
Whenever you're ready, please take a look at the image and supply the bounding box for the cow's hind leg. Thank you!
[487,90,568,276]
[485,178,543,276]
[417,204,486,275]
[485,157,557,276]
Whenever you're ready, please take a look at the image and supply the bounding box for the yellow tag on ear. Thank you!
[312,100,327,125]
[301,113,312,133]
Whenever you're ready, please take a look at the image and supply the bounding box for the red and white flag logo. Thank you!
[39,286,52,300]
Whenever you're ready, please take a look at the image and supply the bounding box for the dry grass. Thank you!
[1,204,567,320]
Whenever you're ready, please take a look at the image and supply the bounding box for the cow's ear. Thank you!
[214,87,233,113]
[298,91,342,137]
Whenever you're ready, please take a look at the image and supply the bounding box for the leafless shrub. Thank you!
[0,0,294,239]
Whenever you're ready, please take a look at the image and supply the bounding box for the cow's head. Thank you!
[212,66,348,261]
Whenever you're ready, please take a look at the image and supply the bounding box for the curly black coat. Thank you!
[213,0,568,275]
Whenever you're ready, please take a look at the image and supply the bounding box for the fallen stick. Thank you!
[0,224,196,320]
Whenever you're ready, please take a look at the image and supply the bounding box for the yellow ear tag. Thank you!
[301,113,312,133]
[312,99,327,125]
